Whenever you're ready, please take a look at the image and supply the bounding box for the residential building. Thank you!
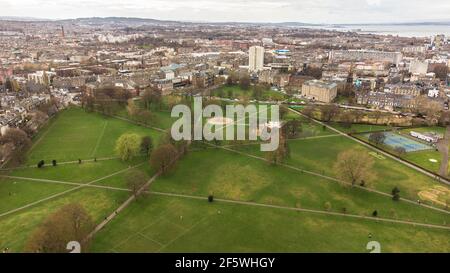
[248,46,265,72]
[301,80,337,103]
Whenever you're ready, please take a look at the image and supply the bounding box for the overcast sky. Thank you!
[0,0,449,24]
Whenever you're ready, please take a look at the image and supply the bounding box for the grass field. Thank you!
[213,85,287,101]
[230,133,450,208]
[0,107,161,251]
[90,195,450,253]
[354,127,449,178]
[26,107,162,163]
[0,106,449,253]
[327,122,390,134]
[150,148,450,225]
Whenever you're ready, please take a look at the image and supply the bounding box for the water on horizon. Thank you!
[310,24,450,38]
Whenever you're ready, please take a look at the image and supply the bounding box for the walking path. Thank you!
[0,156,120,171]
[0,175,130,192]
[205,141,450,215]
[2,105,449,246]
[288,108,450,186]
[86,170,162,240]
[86,152,183,240]
[0,162,145,218]
[149,191,450,231]
[438,126,450,177]
[2,171,449,231]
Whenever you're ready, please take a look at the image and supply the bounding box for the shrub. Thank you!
[37,160,45,168]
[392,187,401,201]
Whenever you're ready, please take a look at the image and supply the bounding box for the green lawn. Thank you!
[90,195,450,253]
[213,85,287,101]
[1,105,449,253]
[26,107,162,163]
[0,107,161,252]
[230,135,450,208]
[150,148,450,226]
[327,122,390,134]
[354,129,448,178]
[400,126,446,136]
[0,187,128,252]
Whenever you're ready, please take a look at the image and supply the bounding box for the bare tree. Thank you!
[266,135,289,165]
[371,111,384,125]
[25,203,94,253]
[126,169,148,198]
[0,128,32,164]
[369,132,386,146]
[150,144,179,174]
[333,150,375,186]
[319,104,340,122]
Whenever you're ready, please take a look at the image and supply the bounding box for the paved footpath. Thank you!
[205,141,450,216]
[288,108,450,186]
[150,191,450,231]
[437,126,450,177]
[0,163,145,218]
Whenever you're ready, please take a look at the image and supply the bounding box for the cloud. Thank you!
[0,0,449,23]
[366,0,382,6]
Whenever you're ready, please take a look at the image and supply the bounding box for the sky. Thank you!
[0,0,449,24]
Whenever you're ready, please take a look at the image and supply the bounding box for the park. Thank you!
[0,94,449,252]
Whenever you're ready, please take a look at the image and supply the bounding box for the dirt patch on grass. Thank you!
[418,186,450,207]
[208,164,271,201]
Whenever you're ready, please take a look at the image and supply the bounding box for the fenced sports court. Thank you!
[365,132,434,152]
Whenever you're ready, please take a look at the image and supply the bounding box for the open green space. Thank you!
[151,148,450,225]
[91,195,450,253]
[354,128,448,178]
[0,187,128,252]
[327,122,390,134]
[25,107,162,163]
[213,85,287,101]
[0,105,449,253]
[229,135,450,208]
[0,106,162,252]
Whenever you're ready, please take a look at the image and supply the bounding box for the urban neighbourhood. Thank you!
[0,15,449,254]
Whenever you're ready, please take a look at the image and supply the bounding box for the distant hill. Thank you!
[0,16,47,21]
[0,16,449,27]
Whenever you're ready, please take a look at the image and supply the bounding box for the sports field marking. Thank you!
[156,215,210,253]
[204,142,450,215]
[111,200,178,250]
[28,119,58,154]
[97,108,450,219]
[137,233,164,247]
[91,121,108,157]
[287,108,450,186]
[150,191,450,231]
[0,162,145,218]
[4,171,449,230]
[369,152,386,160]
[103,109,450,216]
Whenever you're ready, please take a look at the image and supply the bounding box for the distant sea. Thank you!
[310,24,450,38]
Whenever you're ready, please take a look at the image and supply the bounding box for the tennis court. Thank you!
[366,132,434,152]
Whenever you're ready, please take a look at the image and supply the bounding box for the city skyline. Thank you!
[0,0,450,24]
